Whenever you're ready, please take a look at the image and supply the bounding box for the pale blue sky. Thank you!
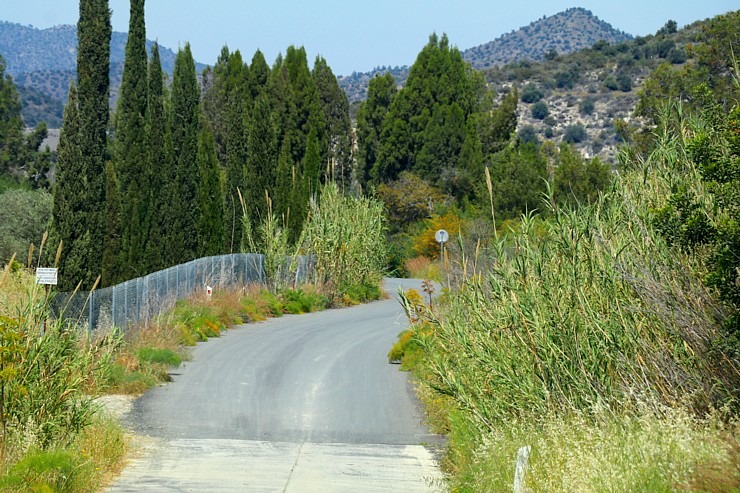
[2,1,737,75]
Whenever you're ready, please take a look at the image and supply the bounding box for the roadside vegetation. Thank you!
[0,174,387,491]
[390,11,739,492]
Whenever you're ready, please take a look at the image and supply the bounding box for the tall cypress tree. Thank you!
[144,43,169,271]
[115,0,148,281]
[169,44,200,264]
[313,56,352,188]
[102,161,123,286]
[244,93,277,226]
[196,125,224,257]
[49,0,111,289]
[273,136,294,224]
[48,84,88,290]
[355,73,396,189]
[78,0,111,287]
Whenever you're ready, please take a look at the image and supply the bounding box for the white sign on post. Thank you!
[36,267,58,285]
[435,229,449,259]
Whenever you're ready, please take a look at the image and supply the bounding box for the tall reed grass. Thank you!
[301,183,387,301]
[397,103,739,491]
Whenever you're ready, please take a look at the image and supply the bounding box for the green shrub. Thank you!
[520,83,544,103]
[339,282,382,304]
[136,347,182,367]
[563,124,588,143]
[0,449,79,493]
[531,101,549,120]
[280,288,328,314]
[106,363,159,394]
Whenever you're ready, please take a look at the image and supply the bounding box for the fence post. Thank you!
[513,445,531,493]
[88,290,94,335]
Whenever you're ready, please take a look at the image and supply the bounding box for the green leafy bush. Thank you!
[137,347,182,367]
[531,101,549,120]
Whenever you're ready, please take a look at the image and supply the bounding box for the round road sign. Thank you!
[435,229,449,243]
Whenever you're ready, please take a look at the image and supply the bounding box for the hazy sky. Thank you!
[2,1,737,75]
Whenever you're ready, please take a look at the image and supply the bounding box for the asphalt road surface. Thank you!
[106,279,444,492]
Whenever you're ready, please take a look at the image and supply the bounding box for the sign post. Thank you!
[435,229,449,260]
[36,268,58,335]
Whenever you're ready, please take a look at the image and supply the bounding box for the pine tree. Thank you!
[76,0,112,288]
[197,125,224,256]
[168,44,200,264]
[144,43,169,271]
[115,0,149,281]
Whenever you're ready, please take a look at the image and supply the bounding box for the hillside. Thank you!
[486,17,702,162]
[338,7,632,103]
[462,7,632,69]
[0,21,206,127]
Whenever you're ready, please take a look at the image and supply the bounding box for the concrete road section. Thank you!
[107,279,444,492]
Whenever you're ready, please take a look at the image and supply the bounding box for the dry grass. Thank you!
[405,256,442,281]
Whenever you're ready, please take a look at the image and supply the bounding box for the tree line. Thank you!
[48,0,352,291]
[356,33,611,226]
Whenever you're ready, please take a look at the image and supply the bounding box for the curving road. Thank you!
[107,279,443,492]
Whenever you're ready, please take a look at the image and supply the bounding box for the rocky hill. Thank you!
[462,7,632,69]
[484,17,701,162]
[0,21,206,127]
[339,8,632,103]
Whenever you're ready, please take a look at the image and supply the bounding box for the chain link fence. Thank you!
[52,254,315,334]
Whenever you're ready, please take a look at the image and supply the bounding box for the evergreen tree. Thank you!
[313,56,352,188]
[244,93,277,226]
[168,44,200,264]
[144,43,169,271]
[372,34,483,187]
[415,102,466,191]
[0,54,24,180]
[485,142,547,220]
[223,94,247,253]
[49,1,111,289]
[273,137,294,223]
[355,72,396,189]
[76,0,111,288]
[115,0,149,281]
[282,46,324,165]
[247,50,270,101]
[196,125,224,256]
[222,52,248,253]
[303,127,322,200]
[102,161,123,285]
[48,84,88,290]
[0,56,52,190]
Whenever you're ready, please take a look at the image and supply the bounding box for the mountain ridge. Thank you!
[339,8,633,103]
[462,7,632,69]
[0,21,207,127]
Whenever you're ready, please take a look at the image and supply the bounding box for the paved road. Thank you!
[107,279,444,492]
